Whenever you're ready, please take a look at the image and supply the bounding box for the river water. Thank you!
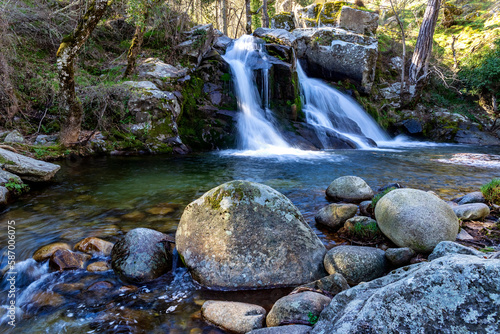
[1,145,499,333]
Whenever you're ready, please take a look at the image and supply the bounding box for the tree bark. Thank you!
[245,0,252,34]
[261,0,269,28]
[389,0,407,95]
[222,0,228,35]
[408,0,441,85]
[123,23,145,78]
[57,0,113,146]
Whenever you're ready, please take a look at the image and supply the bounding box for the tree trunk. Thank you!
[123,24,145,78]
[408,0,441,85]
[57,0,113,147]
[389,0,406,96]
[245,0,252,34]
[0,15,18,121]
[261,0,269,28]
[222,0,228,35]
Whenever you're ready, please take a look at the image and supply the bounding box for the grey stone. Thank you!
[338,7,379,35]
[315,203,357,231]
[0,169,21,184]
[385,247,416,267]
[4,130,24,144]
[456,228,474,240]
[214,35,233,52]
[292,273,349,297]
[266,291,331,327]
[312,255,500,334]
[343,216,377,230]
[253,28,297,47]
[359,200,373,217]
[326,176,374,202]
[402,119,423,134]
[453,203,490,221]
[34,134,58,145]
[249,325,311,334]
[111,228,174,283]
[271,13,296,31]
[176,180,327,290]
[202,301,266,333]
[428,241,484,261]
[0,186,8,206]
[455,191,486,205]
[0,148,60,182]
[375,188,459,253]
[324,245,387,285]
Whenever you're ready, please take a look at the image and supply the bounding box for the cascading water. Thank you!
[222,35,291,151]
[297,61,391,148]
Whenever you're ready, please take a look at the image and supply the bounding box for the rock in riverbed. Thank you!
[326,176,374,202]
[314,203,357,231]
[375,188,459,252]
[176,180,326,289]
[453,203,490,221]
[0,148,60,182]
[202,301,266,333]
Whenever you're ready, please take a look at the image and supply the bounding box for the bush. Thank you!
[372,187,396,208]
[481,178,500,205]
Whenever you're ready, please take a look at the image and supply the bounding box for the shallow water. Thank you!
[1,145,499,333]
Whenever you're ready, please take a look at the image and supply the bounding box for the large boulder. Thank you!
[175,180,327,290]
[375,188,459,253]
[136,58,188,90]
[312,255,500,334]
[338,6,378,35]
[292,28,378,93]
[266,291,331,327]
[202,301,266,333]
[111,228,175,283]
[0,148,60,182]
[271,13,296,31]
[326,175,374,202]
[323,245,387,285]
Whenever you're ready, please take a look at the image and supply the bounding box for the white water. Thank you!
[297,61,391,148]
[222,35,291,151]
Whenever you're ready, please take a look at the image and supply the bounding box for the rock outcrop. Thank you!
[0,148,60,182]
[176,180,327,289]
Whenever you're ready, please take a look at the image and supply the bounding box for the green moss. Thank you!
[481,178,500,205]
[372,187,396,208]
[0,156,16,165]
[349,221,381,239]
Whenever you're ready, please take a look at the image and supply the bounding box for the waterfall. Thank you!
[297,61,391,148]
[222,35,290,151]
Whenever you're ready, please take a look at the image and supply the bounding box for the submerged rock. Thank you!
[267,291,331,327]
[111,228,175,283]
[452,203,490,221]
[326,176,374,202]
[0,148,60,182]
[49,249,91,271]
[314,203,357,231]
[375,188,459,252]
[202,301,266,333]
[176,180,326,290]
[323,245,387,285]
[312,255,500,334]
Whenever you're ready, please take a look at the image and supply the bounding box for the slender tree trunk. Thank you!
[57,0,113,146]
[245,0,252,34]
[389,0,407,97]
[262,0,269,28]
[222,0,228,35]
[124,23,146,78]
[408,0,441,85]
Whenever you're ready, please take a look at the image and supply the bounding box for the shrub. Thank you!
[4,178,30,196]
[372,187,396,208]
[481,178,500,205]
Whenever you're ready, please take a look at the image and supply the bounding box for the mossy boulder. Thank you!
[338,6,378,35]
[111,228,175,283]
[176,180,327,290]
[375,189,459,253]
[271,13,296,31]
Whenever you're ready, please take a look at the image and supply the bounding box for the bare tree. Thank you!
[408,0,441,86]
[222,0,228,34]
[57,0,113,146]
[262,0,269,28]
[388,0,407,96]
[246,0,252,34]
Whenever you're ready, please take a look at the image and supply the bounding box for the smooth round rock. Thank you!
[385,247,416,267]
[324,245,387,285]
[315,203,358,231]
[111,228,174,283]
[326,176,374,202]
[375,188,459,253]
[49,249,91,271]
[87,261,111,272]
[202,301,266,333]
[176,180,326,289]
[33,242,71,262]
[455,191,485,205]
[75,237,114,256]
[452,203,490,221]
[266,291,331,327]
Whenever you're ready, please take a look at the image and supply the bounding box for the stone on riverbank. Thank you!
[375,188,459,252]
[176,180,326,289]
[266,291,331,327]
[323,245,387,285]
[312,255,500,334]
[0,148,60,182]
[453,203,490,221]
[326,176,374,202]
[201,301,266,333]
[427,241,485,261]
[385,247,416,267]
[314,203,357,230]
[111,228,175,283]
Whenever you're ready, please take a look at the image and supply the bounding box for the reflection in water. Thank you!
[1,146,500,332]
